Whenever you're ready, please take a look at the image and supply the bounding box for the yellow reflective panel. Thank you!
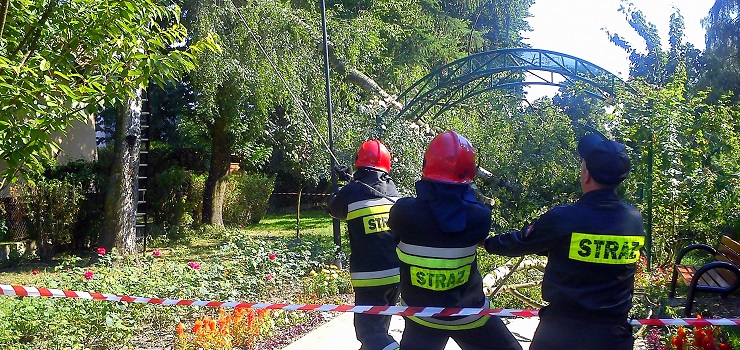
[569,232,644,264]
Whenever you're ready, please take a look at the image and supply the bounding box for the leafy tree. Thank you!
[0,0,210,188]
[699,0,740,102]
[0,0,215,255]
[618,71,740,265]
[184,0,325,226]
[608,4,701,88]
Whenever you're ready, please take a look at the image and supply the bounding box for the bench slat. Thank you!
[676,264,732,288]
[705,269,731,288]
[717,247,740,266]
[677,265,696,284]
[716,267,738,286]
[721,236,740,255]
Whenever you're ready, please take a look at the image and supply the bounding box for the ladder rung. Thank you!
[138,176,148,180]
[139,163,148,167]
[140,150,148,154]
[137,201,146,204]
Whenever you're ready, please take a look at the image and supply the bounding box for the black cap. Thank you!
[577,134,630,185]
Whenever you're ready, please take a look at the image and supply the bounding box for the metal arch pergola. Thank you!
[374,48,653,267]
[379,48,636,127]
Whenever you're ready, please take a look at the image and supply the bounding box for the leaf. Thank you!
[39,59,50,71]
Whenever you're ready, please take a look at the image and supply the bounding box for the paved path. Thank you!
[282,313,538,349]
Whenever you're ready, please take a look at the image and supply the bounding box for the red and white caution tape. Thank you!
[2,285,739,327]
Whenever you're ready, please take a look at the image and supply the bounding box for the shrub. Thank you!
[44,159,107,250]
[14,179,83,261]
[223,172,275,226]
[302,264,352,299]
[0,203,7,242]
[148,167,205,234]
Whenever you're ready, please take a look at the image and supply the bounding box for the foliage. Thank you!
[645,320,735,350]
[632,256,672,319]
[43,159,108,250]
[618,75,740,265]
[478,252,544,310]
[302,264,352,299]
[223,172,275,226]
[0,214,344,348]
[149,167,206,234]
[13,179,83,261]
[699,0,740,103]
[0,203,7,242]
[608,4,702,87]
[0,0,216,188]
[174,307,274,350]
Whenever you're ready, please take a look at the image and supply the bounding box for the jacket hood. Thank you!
[415,180,479,232]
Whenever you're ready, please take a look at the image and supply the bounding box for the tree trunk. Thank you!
[99,89,142,256]
[201,116,231,226]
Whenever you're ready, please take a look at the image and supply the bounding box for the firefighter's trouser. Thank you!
[354,285,401,350]
[399,315,522,350]
[530,311,633,350]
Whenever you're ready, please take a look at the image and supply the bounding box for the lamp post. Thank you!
[320,0,342,269]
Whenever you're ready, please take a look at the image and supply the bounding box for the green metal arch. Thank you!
[380,48,635,126]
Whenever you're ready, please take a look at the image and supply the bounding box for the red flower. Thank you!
[719,344,732,350]
[84,270,94,280]
[152,249,161,258]
[268,253,276,260]
[31,270,40,275]
[266,273,275,281]
[187,261,201,270]
[96,247,107,255]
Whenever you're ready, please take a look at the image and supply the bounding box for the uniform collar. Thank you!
[580,189,619,202]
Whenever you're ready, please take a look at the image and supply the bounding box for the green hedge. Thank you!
[223,172,275,226]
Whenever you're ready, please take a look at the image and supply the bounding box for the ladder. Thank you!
[135,90,151,252]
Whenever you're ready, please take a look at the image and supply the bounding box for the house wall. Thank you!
[54,113,98,164]
[0,114,97,197]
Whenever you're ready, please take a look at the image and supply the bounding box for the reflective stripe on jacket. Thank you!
[328,168,400,288]
[388,181,492,329]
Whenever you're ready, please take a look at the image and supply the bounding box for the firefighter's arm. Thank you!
[327,188,349,220]
[483,214,556,256]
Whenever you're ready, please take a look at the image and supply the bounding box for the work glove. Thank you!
[334,165,353,182]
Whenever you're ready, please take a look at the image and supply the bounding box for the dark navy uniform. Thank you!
[484,189,644,350]
[388,180,522,350]
[328,168,400,350]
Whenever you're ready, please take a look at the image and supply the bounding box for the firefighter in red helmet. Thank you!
[328,139,401,350]
[387,131,521,350]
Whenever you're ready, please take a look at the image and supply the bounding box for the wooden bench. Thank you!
[669,235,740,316]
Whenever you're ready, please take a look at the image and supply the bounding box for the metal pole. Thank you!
[646,131,654,270]
[320,0,342,269]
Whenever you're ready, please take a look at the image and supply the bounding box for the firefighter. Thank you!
[387,130,521,350]
[481,134,645,350]
[328,139,401,350]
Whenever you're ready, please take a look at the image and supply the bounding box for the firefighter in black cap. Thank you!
[481,133,645,350]
[388,130,521,350]
[328,139,400,350]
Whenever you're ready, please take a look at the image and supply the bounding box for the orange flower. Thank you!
[176,323,185,336]
[192,320,203,334]
[206,318,217,331]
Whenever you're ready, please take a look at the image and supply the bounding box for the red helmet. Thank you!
[422,130,477,184]
[355,140,391,173]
